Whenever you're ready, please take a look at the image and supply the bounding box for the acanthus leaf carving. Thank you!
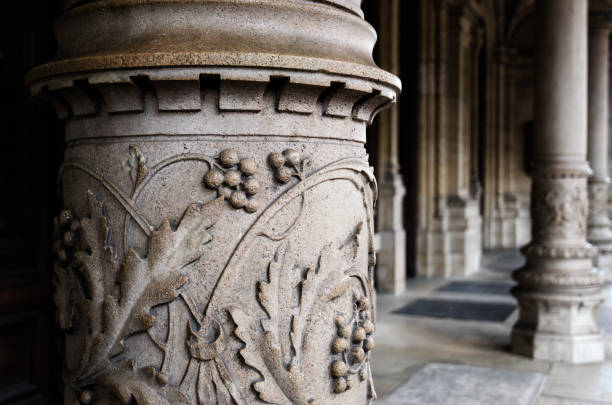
[53,151,377,404]
[88,195,224,375]
[52,189,225,400]
[230,232,367,405]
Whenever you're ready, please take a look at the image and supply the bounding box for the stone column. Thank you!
[375,0,407,294]
[588,9,612,278]
[28,1,399,404]
[609,61,612,219]
[512,0,605,364]
[443,6,482,277]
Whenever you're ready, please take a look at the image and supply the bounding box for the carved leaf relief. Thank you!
[52,190,224,402]
[53,150,377,404]
[125,144,149,195]
[230,234,368,405]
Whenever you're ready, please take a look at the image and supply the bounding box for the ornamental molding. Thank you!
[513,268,604,288]
[520,243,597,259]
[30,70,395,130]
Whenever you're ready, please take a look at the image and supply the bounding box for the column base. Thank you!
[512,328,605,364]
[417,196,482,278]
[511,285,606,364]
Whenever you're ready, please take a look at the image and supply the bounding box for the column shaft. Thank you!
[376,0,407,294]
[588,28,610,178]
[587,18,612,273]
[512,0,605,364]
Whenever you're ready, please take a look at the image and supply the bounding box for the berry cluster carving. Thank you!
[268,149,312,183]
[330,295,375,394]
[230,237,376,404]
[203,148,260,213]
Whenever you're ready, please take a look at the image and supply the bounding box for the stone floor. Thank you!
[373,250,612,405]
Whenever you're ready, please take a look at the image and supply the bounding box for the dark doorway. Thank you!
[0,1,64,404]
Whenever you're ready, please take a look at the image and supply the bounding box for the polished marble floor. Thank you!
[373,250,612,405]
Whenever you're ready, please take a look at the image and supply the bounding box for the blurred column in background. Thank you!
[587,3,612,280]
[375,0,407,294]
[512,0,605,364]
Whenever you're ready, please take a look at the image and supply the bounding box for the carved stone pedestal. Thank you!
[512,286,605,363]
[28,1,399,403]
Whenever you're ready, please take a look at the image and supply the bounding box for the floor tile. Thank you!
[384,362,546,405]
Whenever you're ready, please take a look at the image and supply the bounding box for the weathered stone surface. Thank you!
[29,1,399,403]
